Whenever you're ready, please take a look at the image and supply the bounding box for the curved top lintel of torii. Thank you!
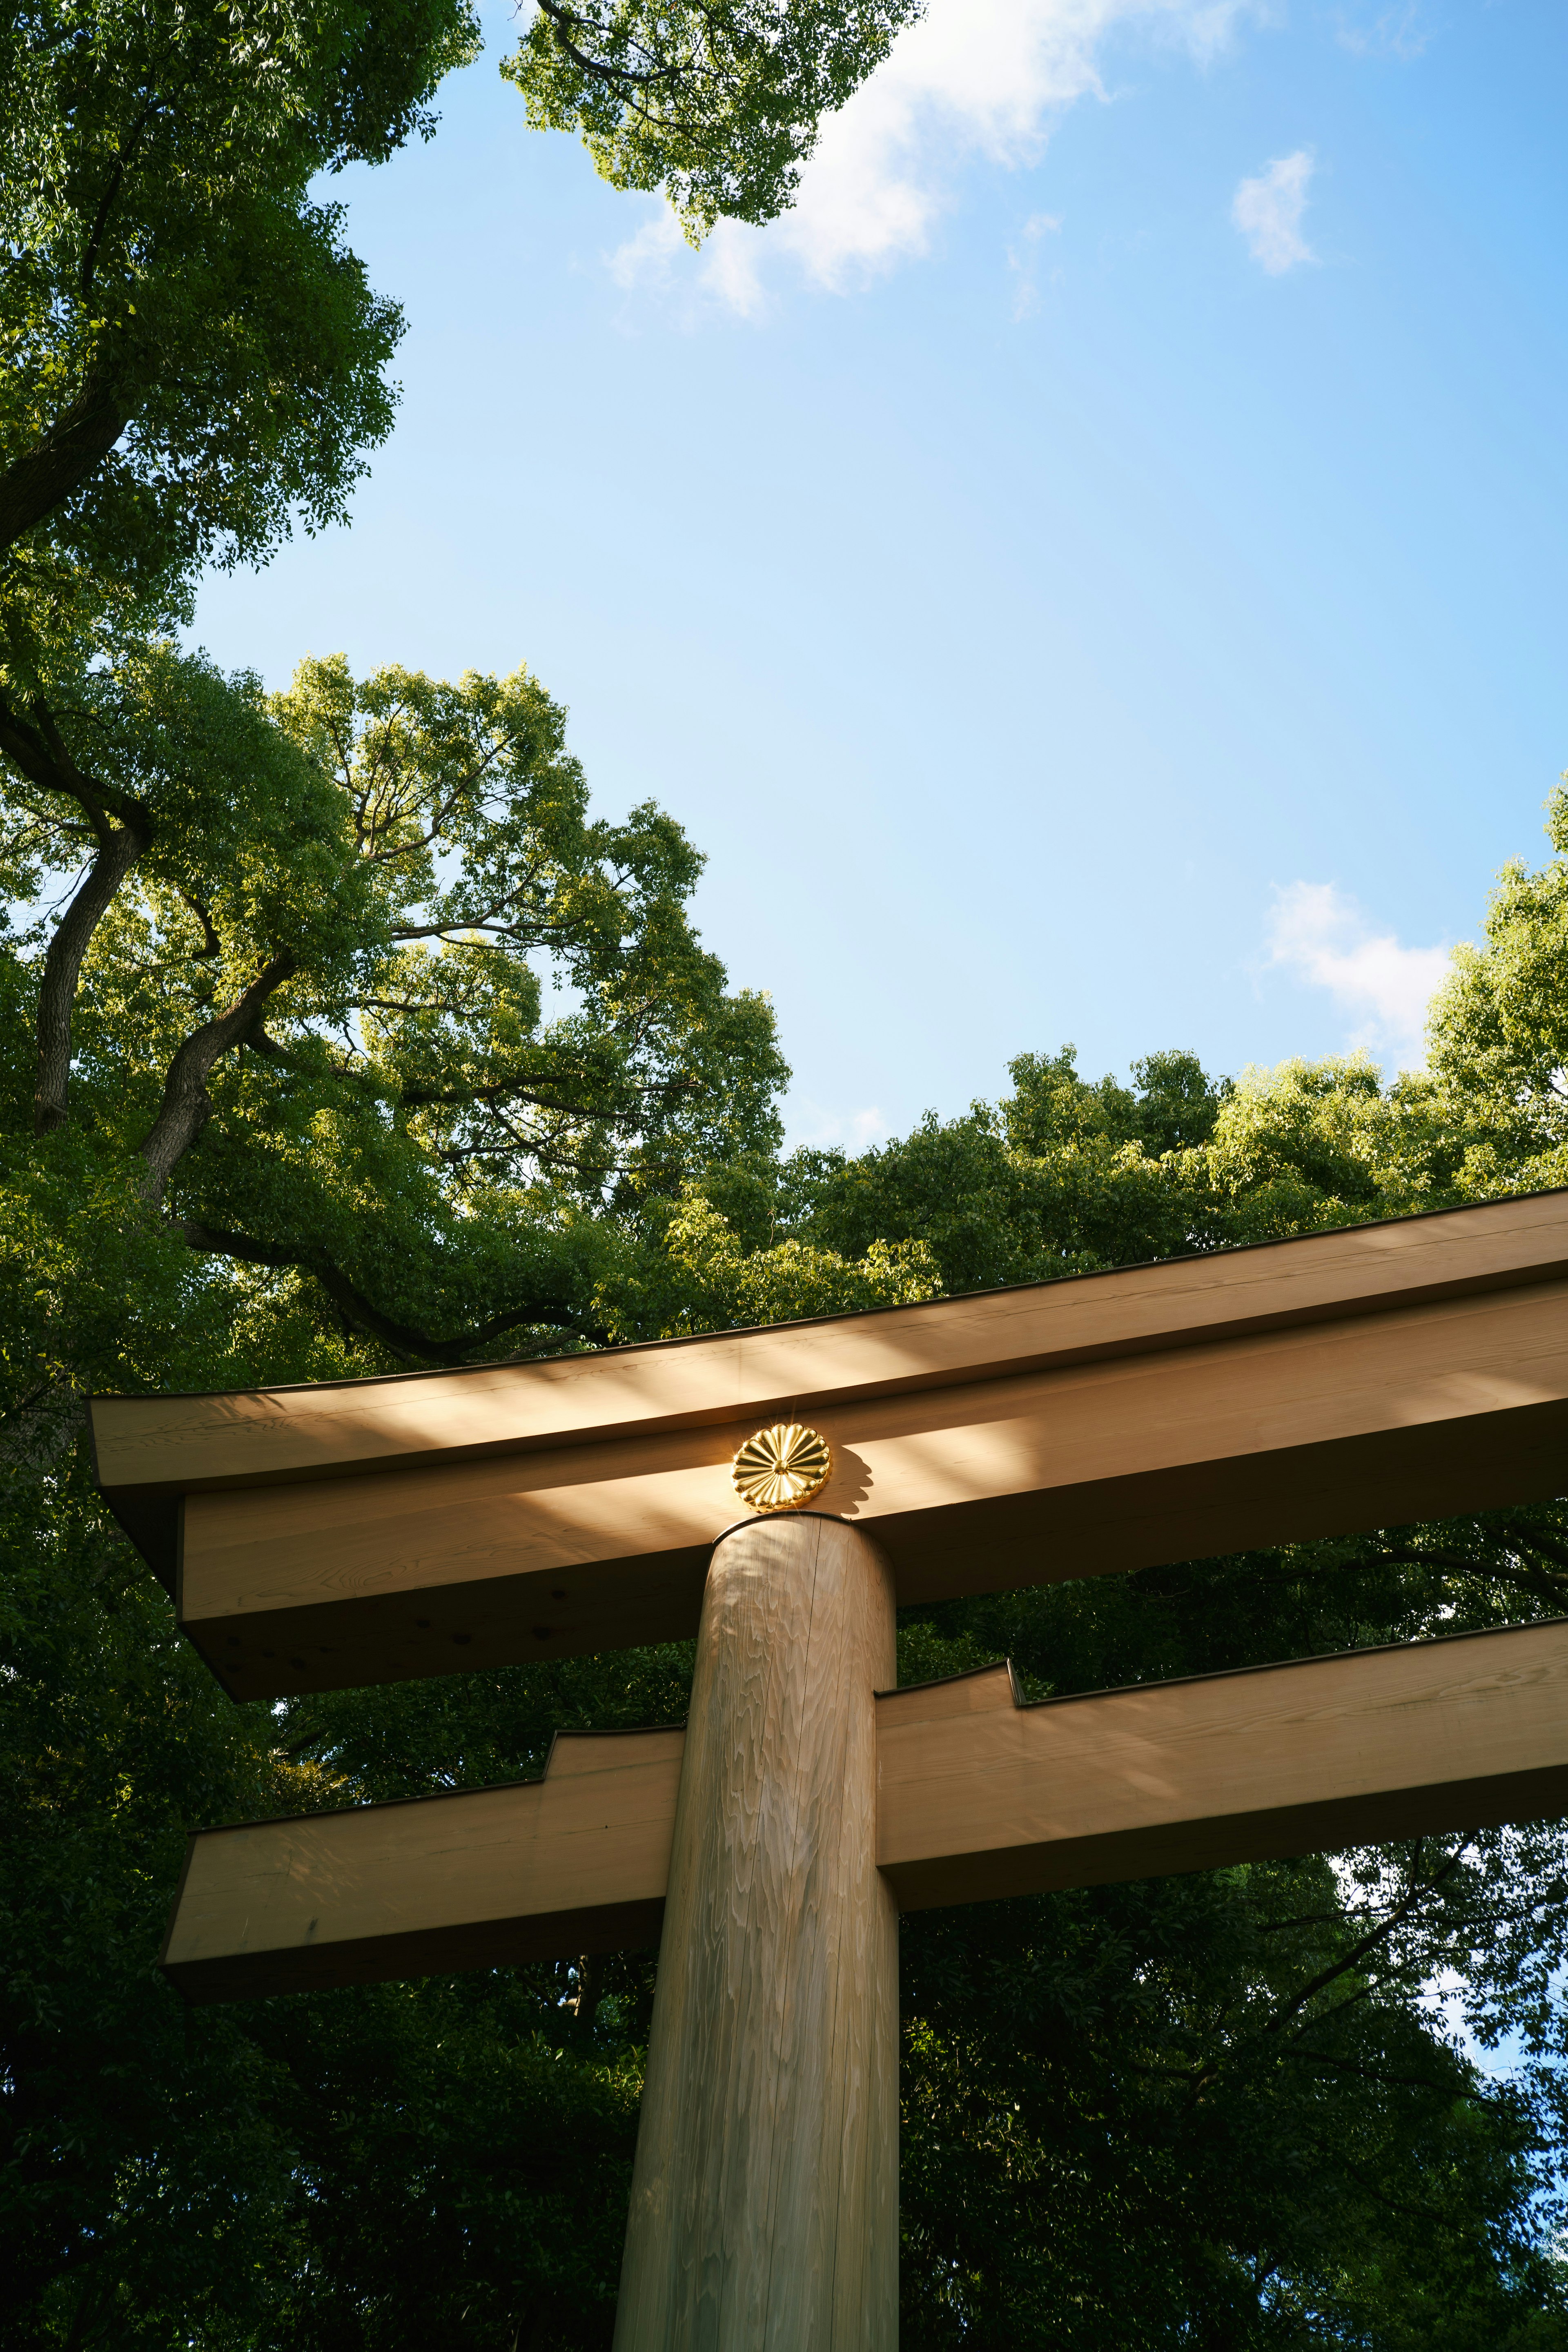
[87,1186,1568,1702]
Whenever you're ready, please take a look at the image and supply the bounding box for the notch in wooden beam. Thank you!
[163,1620,1568,2005]
[877,1619,1568,1907]
[161,1724,685,2004]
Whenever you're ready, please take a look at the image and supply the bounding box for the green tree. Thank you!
[1428,774,1568,1202]
[0,0,479,606]
[502,0,923,238]
[0,635,938,2345]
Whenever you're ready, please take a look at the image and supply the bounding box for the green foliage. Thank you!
[2,1454,304,2345]
[0,0,480,599]
[501,0,923,238]
[1428,779,1568,1200]
[11,701,1568,2343]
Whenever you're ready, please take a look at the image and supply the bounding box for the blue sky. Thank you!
[191,0,1568,1150]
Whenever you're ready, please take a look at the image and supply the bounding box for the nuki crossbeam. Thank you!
[93,1192,1568,2352]
[162,1617,1568,2005]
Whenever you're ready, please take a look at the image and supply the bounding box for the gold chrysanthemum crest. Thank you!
[731,1422,832,1513]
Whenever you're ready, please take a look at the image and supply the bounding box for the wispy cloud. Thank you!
[1008,211,1063,319]
[1232,149,1315,274]
[606,208,685,292]
[785,1100,890,1154]
[1265,881,1448,1070]
[610,0,1254,312]
[1334,2,1427,60]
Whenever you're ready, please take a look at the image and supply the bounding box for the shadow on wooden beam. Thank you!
[163,1619,1568,2004]
[162,1726,683,2005]
[877,1618,1568,1907]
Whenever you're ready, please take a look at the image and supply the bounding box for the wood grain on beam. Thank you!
[615,1515,898,2350]
[91,1191,1568,1542]
[180,1274,1568,1697]
[160,1726,684,2004]
[877,1621,1568,1909]
[164,1622,1568,2005]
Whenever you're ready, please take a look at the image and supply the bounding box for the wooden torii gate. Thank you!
[90,1189,1568,2349]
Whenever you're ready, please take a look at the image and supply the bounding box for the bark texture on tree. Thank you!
[613,1511,899,2352]
[138,953,296,1202]
[32,810,149,1133]
[0,378,128,553]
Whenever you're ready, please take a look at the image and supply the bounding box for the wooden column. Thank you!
[613,1513,899,2352]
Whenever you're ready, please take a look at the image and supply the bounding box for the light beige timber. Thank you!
[92,1190,1568,1502]
[878,1619,1568,1908]
[160,1726,685,2003]
[159,1617,1568,2006]
[171,1269,1568,1698]
[89,1190,1568,1662]
[614,1515,899,2352]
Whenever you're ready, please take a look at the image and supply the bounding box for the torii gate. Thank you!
[90,1189,1568,2349]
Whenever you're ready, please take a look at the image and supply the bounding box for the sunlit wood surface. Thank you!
[164,1617,1568,2004]
[161,1726,684,2003]
[614,1516,898,2352]
[85,1191,1568,1699]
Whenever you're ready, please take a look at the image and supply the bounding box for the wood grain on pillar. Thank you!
[614,1515,898,2352]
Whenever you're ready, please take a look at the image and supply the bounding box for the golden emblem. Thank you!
[731,1422,832,1513]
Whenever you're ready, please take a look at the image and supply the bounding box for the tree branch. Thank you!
[79,99,159,296]
[1262,1845,1469,2038]
[0,368,129,554]
[139,955,296,1203]
[0,690,153,1133]
[178,1220,613,1359]
[189,1225,611,1357]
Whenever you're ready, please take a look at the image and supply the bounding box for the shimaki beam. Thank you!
[90,1189,1568,1703]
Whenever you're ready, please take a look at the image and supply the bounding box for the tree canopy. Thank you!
[5,3,1568,2340]
[0,0,479,609]
[503,0,924,237]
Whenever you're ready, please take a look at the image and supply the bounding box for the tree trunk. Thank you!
[0,379,128,552]
[613,1511,899,2352]
[138,955,295,1202]
[33,812,150,1134]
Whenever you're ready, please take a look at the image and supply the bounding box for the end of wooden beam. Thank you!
[874,1659,1022,1727]
[161,1723,686,2005]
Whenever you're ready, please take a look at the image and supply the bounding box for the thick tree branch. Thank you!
[139,955,296,1203]
[79,100,159,296]
[244,1025,622,1124]
[178,1218,612,1359]
[0,691,153,1134]
[0,370,129,554]
[532,0,684,93]
[175,887,222,960]
[31,817,149,1133]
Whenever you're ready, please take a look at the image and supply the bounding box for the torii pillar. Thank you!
[615,1511,898,2350]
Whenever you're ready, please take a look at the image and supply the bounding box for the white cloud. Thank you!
[1008,211,1063,320]
[607,207,685,292]
[785,1100,890,1153]
[1232,148,1315,274]
[1334,2,1426,61]
[609,0,1253,310]
[1265,881,1449,1070]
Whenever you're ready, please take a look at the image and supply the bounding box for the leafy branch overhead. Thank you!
[0,0,480,598]
[0,641,794,1366]
[504,0,925,236]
